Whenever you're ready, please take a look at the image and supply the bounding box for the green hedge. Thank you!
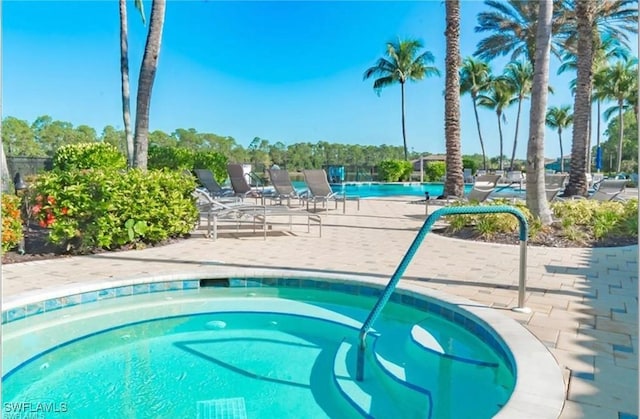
[148,146,228,184]
[377,159,413,182]
[53,143,127,171]
[29,168,198,252]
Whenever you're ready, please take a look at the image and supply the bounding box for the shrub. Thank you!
[149,146,228,184]
[377,159,413,182]
[424,161,446,182]
[1,195,23,252]
[53,143,127,171]
[29,168,199,252]
[462,158,477,174]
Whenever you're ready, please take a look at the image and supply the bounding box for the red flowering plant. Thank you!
[1,195,24,253]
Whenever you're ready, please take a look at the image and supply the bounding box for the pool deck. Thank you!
[2,195,638,419]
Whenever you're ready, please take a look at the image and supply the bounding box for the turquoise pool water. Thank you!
[292,181,519,199]
[3,285,515,418]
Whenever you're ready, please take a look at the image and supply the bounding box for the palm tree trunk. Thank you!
[119,0,134,168]
[596,99,601,172]
[497,112,504,171]
[616,101,624,172]
[526,0,553,225]
[558,128,564,173]
[509,97,523,170]
[564,0,594,197]
[444,0,463,197]
[400,82,408,161]
[133,0,166,170]
[472,95,488,170]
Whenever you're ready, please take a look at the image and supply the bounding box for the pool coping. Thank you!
[2,267,565,418]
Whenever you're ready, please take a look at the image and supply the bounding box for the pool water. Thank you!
[3,287,515,418]
[291,181,520,199]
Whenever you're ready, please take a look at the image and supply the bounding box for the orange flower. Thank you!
[61,207,69,215]
[38,220,47,228]
[32,204,42,214]
[47,196,56,205]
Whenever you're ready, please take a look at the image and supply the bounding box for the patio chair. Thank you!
[194,169,234,198]
[463,168,474,184]
[227,163,272,202]
[193,188,321,240]
[302,169,360,214]
[431,174,501,205]
[266,168,304,206]
[587,179,628,202]
[545,174,568,202]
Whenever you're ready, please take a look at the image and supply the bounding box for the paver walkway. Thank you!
[2,197,638,418]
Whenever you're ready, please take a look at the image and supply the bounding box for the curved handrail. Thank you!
[356,205,529,381]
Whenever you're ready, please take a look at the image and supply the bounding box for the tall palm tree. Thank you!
[120,0,145,168]
[133,0,166,170]
[444,0,463,197]
[526,0,553,224]
[477,77,515,171]
[564,0,596,197]
[363,38,440,161]
[460,57,492,170]
[546,105,574,173]
[501,60,533,170]
[601,57,638,173]
[474,0,566,66]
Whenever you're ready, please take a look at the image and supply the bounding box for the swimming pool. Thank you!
[292,181,520,199]
[2,272,564,418]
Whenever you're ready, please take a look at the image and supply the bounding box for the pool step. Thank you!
[373,325,511,418]
[332,339,432,418]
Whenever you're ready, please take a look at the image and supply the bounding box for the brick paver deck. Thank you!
[2,196,638,418]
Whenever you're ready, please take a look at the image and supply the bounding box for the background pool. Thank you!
[291,181,520,199]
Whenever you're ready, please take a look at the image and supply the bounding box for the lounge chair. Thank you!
[545,174,568,201]
[506,170,525,189]
[463,168,474,184]
[227,163,272,202]
[194,169,234,198]
[266,168,303,206]
[587,179,628,202]
[193,188,321,240]
[302,169,360,214]
[431,174,501,205]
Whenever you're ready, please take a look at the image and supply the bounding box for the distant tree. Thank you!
[477,77,514,171]
[460,57,492,170]
[363,38,440,160]
[120,0,145,167]
[601,57,638,173]
[545,105,573,173]
[101,125,126,154]
[133,0,166,170]
[502,60,533,170]
[2,117,43,157]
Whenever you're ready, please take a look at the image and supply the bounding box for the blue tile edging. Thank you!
[2,274,514,376]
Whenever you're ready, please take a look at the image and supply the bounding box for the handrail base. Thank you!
[511,307,532,313]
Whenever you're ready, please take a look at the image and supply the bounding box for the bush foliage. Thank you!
[28,168,199,252]
[424,161,446,182]
[377,159,413,182]
[53,143,127,171]
[148,146,228,184]
[445,198,638,244]
[1,195,24,252]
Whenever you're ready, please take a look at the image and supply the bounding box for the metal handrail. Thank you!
[356,205,530,381]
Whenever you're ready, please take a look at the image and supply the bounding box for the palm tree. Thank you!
[501,60,533,170]
[133,0,166,170]
[601,57,638,173]
[460,57,492,170]
[546,106,574,173]
[477,77,514,171]
[474,0,566,66]
[363,38,440,161]
[120,0,145,168]
[444,0,463,197]
[526,0,553,224]
[564,0,596,197]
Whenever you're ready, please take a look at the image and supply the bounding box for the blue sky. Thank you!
[3,1,638,160]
